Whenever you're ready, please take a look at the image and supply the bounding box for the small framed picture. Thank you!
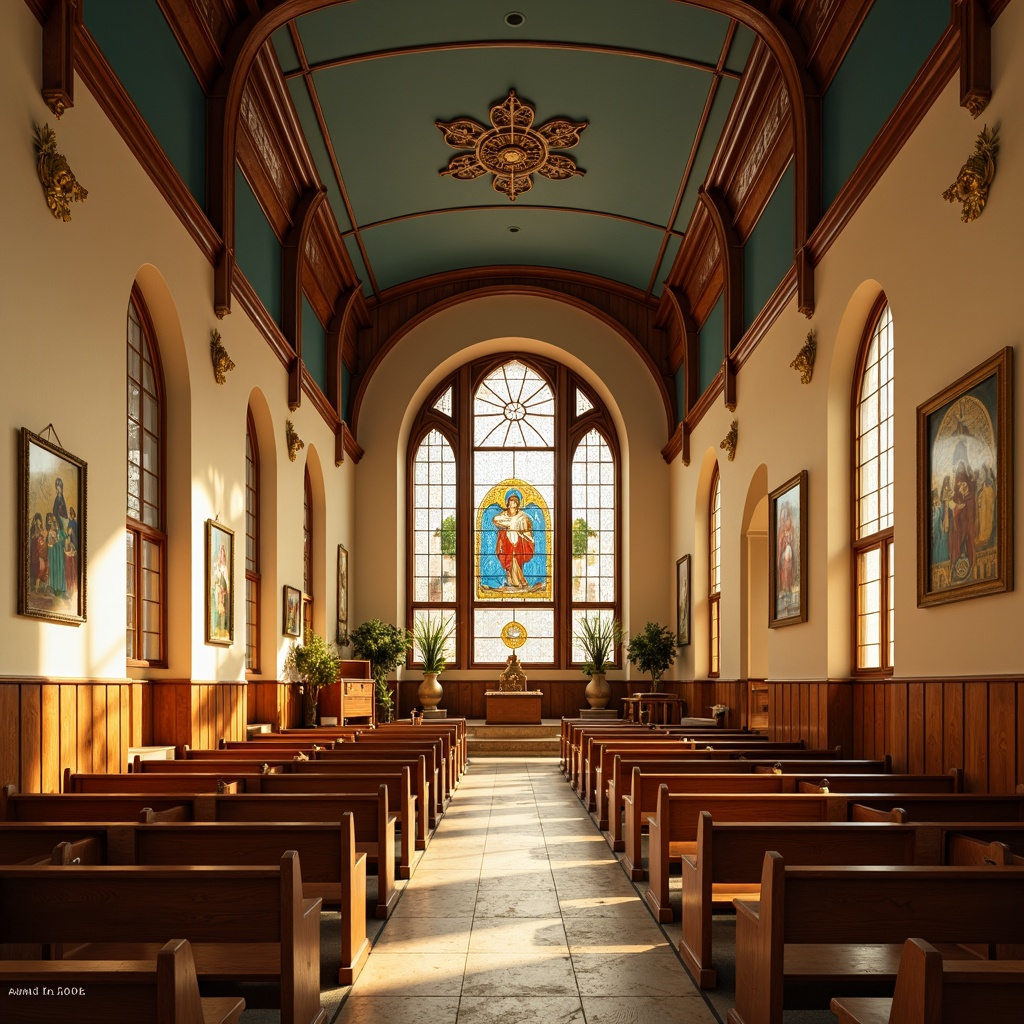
[337,544,349,644]
[205,520,234,645]
[768,470,807,628]
[676,554,690,646]
[19,427,87,625]
[917,347,1013,606]
[283,584,302,638]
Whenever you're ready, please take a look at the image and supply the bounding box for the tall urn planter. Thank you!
[418,671,443,709]
[584,672,611,710]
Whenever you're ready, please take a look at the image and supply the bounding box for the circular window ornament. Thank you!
[500,620,528,649]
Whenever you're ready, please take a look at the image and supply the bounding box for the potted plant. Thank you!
[413,613,456,710]
[626,621,676,692]
[574,615,621,709]
[349,618,412,724]
[284,628,342,727]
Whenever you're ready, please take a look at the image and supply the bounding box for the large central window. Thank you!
[408,355,619,670]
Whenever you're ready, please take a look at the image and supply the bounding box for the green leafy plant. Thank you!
[413,613,456,674]
[571,517,595,558]
[574,615,622,675]
[284,628,341,727]
[349,618,412,724]
[626,621,677,692]
[434,515,457,559]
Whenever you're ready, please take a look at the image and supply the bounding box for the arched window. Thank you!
[853,299,895,674]
[303,466,313,633]
[126,290,166,665]
[708,465,722,678]
[408,356,619,669]
[245,409,260,672]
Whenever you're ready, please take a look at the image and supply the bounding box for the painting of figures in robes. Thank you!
[918,348,1013,607]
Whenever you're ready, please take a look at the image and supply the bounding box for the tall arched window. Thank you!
[126,290,166,665]
[853,298,895,674]
[303,466,313,633]
[245,409,261,672]
[408,356,619,669]
[708,465,722,677]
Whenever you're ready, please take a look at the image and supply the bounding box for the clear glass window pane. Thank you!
[473,607,553,663]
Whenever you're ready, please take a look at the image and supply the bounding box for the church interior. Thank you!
[2,1,1024,1021]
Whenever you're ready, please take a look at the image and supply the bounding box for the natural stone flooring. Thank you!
[334,758,718,1024]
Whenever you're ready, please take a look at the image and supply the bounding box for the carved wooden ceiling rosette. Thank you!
[436,89,587,201]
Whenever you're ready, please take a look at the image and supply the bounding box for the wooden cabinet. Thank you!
[317,659,375,726]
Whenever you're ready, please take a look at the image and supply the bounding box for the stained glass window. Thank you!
[408,356,619,668]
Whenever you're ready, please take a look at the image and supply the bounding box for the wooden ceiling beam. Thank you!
[283,186,326,410]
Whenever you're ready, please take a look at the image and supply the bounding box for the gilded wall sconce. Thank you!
[210,329,235,385]
[34,123,88,222]
[720,420,738,462]
[285,420,304,462]
[790,329,816,384]
[942,123,998,222]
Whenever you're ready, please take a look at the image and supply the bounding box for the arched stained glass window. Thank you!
[408,356,619,670]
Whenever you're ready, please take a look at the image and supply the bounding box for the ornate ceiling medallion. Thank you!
[436,89,587,202]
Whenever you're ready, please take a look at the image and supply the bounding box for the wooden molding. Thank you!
[957,0,992,117]
[41,0,79,118]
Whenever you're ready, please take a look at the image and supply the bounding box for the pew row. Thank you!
[0,938,245,1023]
[830,938,1024,1024]
[0,852,326,1024]
[727,854,1024,1024]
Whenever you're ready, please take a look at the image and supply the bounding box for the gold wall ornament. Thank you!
[209,329,235,385]
[790,329,817,384]
[720,420,738,462]
[437,89,587,202]
[285,420,304,462]
[34,122,88,222]
[942,123,998,222]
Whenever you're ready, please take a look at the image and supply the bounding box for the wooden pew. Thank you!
[793,770,962,794]
[218,738,337,751]
[644,788,853,921]
[345,736,451,812]
[0,818,371,984]
[678,812,940,988]
[830,937,1024,1024]
[728,854,1024,1024]
[2,787,192,822]
[64,770,248,795]
[0,851,326,1024]
[0,938,245,1023]
[848,794,1024,822]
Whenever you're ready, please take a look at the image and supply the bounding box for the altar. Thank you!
[485,690,543,725]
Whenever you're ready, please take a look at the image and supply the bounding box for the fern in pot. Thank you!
[413,613,456,710]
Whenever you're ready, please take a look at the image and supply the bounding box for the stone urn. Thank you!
[584,672,611,709]
[417,671,443,709]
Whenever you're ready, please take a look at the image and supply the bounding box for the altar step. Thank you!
[467,723,561,758]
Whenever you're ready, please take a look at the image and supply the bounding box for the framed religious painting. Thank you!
[675,554,691,645]
[768,470,807,627]
[336,543,349,644]
[917,347,1013,607]
[18,426,87,624]
[205,519,234,645]
[283,584,302,638]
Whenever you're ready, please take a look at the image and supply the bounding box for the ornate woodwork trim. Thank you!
[41,0,79,118]
[957,0,992,117]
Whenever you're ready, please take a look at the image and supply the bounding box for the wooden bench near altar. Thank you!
[485,691,543,724]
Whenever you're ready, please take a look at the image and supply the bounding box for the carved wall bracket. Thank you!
[34,123,88,222]
[210,329,235,384]
[957,0,992,118]
[942,123,998,222]
[285,420,304,462]
[790,329,817,384]
[720,420,738,462]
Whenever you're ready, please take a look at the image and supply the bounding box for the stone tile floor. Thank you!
[334,759,718,1024]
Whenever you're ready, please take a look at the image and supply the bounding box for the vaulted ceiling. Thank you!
[35,0,992,453]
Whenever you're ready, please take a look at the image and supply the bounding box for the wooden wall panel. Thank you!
[963,682,989,791]
[21,684,41,792]
[0,683,19,789]
[41,684,59,792]
[989,681,1016,793]
[924,682,944,774]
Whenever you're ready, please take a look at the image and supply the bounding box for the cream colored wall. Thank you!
[671,1,1024,681]
[0,5,354,682]
[353,294,670,682]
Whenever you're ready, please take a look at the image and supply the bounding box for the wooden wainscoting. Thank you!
[0,677,136,794]
[149,680,247,752]
[246,679,301,731]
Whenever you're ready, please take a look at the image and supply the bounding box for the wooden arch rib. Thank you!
[347,285,674,438]
[285,187,327,409]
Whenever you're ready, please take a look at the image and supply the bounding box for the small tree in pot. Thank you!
[284,628,341,727]
[625,621,676,692]
[349,618,412,723]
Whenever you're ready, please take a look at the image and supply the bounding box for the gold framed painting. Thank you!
[917,347,1013,606]
[205,519,234,645]
[18,427,87,624]
[768,470,807,628]
[676,554,690,646]
[283,584,302,638]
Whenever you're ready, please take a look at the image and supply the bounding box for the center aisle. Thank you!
[334,758,717,1024]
